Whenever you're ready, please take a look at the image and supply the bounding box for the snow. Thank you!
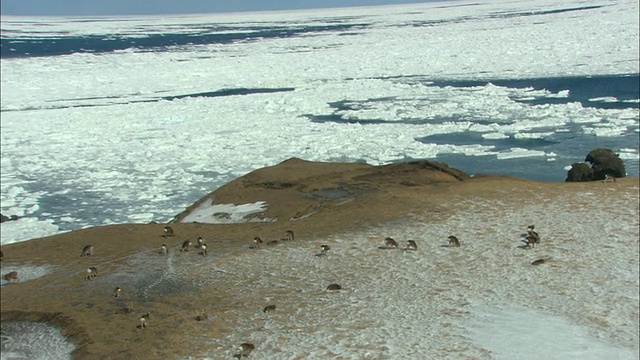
[0,218,61,245]
[468,307,637,360]
[180,201,272,223]
[582,125,630,137]
[0,322,74,360]
[590,96,623,103]
[0,263,55,286]
[2,185,638,359]
[482,132,509,140]
[497,148,546,159]
[0,0,639,245]
[513,131,554,139]
[618,149,639,162]
[179,182,638,359]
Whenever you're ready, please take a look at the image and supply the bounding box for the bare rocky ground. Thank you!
[1,159,638,359]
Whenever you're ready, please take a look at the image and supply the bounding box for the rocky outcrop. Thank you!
[172,158,470,223]
[355,160,470,185]
[0,213,19,223]
[1,158,637,360]
[566,148,626,182]
[565,163,593,182]
[585,148,626,180]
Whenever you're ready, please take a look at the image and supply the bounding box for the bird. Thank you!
[448,236,460,247]
[326,283,342,290]
[253,236,264,249]
[238,343,255,359]
[384,237,398,249]
[405,240,417,251]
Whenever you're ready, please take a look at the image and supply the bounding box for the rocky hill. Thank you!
[1,159,637,359]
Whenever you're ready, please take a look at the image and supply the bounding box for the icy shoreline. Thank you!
[1,0,638,245]
[1,173,637,359]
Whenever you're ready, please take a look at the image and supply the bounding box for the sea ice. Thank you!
[0,0,638,244]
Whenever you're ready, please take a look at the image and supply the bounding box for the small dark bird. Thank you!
[180,240,191,252]
[405,240,417,251]
[523,235,539,248]
[253,236,264,249]
[326,283,342,291]
[86,267,99,280]
[238,343,255,359]
[195,309,208,321]
[448,236,460,247]
[384,237,398,249]
[283,230,295,241]
[163,226,175,237]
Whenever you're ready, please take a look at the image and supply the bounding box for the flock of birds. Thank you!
[0,223,542,358]
[157,224,540,357]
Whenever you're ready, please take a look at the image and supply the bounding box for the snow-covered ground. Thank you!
[0,264,55,287]
[1,0,639,245]
[180,183,637,359]
[1,183,638,359]
[0,321,74,360]
[180,201,271,223]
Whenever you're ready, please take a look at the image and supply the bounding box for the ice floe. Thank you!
[0,0,638,243]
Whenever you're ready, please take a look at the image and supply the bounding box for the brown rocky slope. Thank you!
[1,158,637,359]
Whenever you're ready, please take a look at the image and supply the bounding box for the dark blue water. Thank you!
[421,75,639,180]
[0,21,368,58]
[1,15,638,187]
[306,74,640,181]
[423,75,640,110]
[433,130,639,182]
[1,3,610,59]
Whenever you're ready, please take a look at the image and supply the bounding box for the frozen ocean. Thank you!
[1,0,639,244]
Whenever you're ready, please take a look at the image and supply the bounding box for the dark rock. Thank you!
[566,148,627,182]
[565,163,593,182]
[0,214,19,223]
[172,157,470,223]
[584,148,626,180]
